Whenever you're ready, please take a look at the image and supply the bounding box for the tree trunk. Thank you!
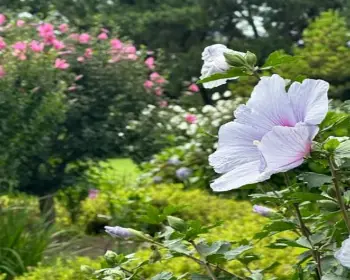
[39,194,56,226]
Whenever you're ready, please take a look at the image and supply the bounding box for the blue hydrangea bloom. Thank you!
[176,167,192,180]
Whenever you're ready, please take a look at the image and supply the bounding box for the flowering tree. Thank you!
[0,14,167,221]
[89,41,350,279]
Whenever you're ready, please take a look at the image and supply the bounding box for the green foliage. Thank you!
[15,257,102,280]
[0,207,60,278]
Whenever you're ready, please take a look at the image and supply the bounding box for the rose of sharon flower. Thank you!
[38,23,54,38]
[335,236,350,268]
[30,40,44,52]
[12,41,26,51]
[98,32,108,40]
[105,226,134,239]
[55,58,70,70]
[253,205,275,217]
[111,39,122,50]
[0,14,6,25]
[143,80,153,89]
[200,44,244,89]
[59,23,69,33]
[145,57,155,69]
[185,114,197,124]
[209,74,329,191]
[52,39,65,50]
[0,37,6,50]
[79,33,90,44]
[189,83,200,92]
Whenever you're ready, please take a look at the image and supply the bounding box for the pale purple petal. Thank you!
[200,44,243,89]
[335,236,350,268]
[209,122,264,174]
[288,79,329,125]
[211,160,271,191]
[235,75,297,133]
[258,124,319,174]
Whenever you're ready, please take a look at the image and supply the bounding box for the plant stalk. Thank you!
[328,156,350,233]
[283,173,322,279]
[190,240,218,280]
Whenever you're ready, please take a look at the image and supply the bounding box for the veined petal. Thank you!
[235,75,297,132]
[210,160,271,192]
[200,44,243,89]
[258,124,319,174]
[287,79,329,125]
[209,122,265,174]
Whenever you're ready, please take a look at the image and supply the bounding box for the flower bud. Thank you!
[104,250,119,265]
[80,265,94,274]
[104,225,146,240]
[245,51,257,67]
[224,52,246,67]
[252,205,275,217]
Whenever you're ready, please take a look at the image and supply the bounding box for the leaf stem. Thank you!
[328,156,350,233]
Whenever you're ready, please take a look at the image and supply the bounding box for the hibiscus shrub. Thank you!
[0,14,168,206]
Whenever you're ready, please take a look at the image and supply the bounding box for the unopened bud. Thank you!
[104,250,119,265]
[253,205,275,217]
[245,51,257,67]
[224,52,246,67]
[80,265,94,274]
[104,225,146,240]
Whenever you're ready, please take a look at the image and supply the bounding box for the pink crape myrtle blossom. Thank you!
[154,87,163,96]
[38,23,54,38]
[111,39,122,50]
[13,41,26,51]
[127,54,138,60]
[98,32,108,40]
[30,40,44,52]
[79,33,90,44]
[16,20,25,27]
[124,45,136,54]
[0,37,6,50]
[84,48,93,58]
[209,74,329,191]
[185,114,197,124]
[59,23,69,33]
[150,72,166,84]
[77,56,85,62]
[55,58,70,69]
[189,83,200,92]
[0,14,6,25]
[145,57,155,69]
[0,65,5,78]
[143,80,153,89]
[52,39,65,50]
[200,44,244,89]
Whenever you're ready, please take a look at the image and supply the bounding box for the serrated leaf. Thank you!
[225,245,252,260]
[196,241,231,257]
[152,272,177,280]
[289,192,332,202]
[262,50,298,68]
[298,172,332,188]
[164,239,191,254]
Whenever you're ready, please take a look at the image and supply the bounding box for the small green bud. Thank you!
[104,250,119,265]
[245,51,257,67]
[80,265,94,274]
[167,216,188,232]
[224,52,246,67]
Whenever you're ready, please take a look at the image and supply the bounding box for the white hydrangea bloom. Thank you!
[223,90,232,97]
[200,44,244,89]
[212,92,221,101]
[335,236,350,268]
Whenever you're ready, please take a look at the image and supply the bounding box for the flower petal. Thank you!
[200,44,243,89]
[209,122,264,174]
[335,236,350,268]
[258,124,319,174]
[235,75,297,133]
[288,79,329,125]
[210,160,271,192]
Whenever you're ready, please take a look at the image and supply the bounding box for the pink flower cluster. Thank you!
[143,72,167,96]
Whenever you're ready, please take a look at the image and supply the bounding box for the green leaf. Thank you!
[298,172,332,188]
[167,216,188,232]
[324,138,341,152]
[196,241,231,258]
[289,192,332,202]
[321,273,349,280]
[197,67,247,84]
[238,253,260,265]
[225,245,253,260]
[262,50,298,68]
[335,139,350,166]
[164,239,191,254]
[248,272,263,280]
[152,272,177,280]
[267,238,312,249]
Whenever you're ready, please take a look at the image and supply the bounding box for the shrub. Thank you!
[15,257,102,280]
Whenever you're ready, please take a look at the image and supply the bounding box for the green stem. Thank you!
[190,241,218,280]
[144,238,245,280]
[283,174,322,279]
[328,156,350,233]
